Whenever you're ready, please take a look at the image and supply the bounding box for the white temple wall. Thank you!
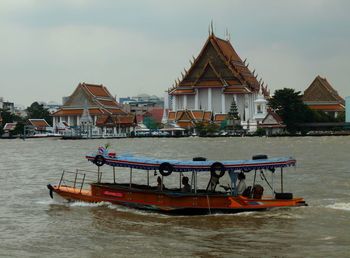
[236,95,244,119]
[225,95,233,114]
[176,95,184,110]
[187,95,195,109]
[211,88,221,114]
[198,88,208,110]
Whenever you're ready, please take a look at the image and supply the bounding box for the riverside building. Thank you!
[166,31,269,132]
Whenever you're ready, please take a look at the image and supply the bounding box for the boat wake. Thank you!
[326,202,350,211]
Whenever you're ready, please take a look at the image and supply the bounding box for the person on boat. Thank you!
[237,172,247,195]
[181,176,191,192]
[157,176,165,191]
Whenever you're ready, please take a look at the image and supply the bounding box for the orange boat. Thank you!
[47,147,307,215]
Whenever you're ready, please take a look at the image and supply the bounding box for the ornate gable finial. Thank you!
[210,20,214,36]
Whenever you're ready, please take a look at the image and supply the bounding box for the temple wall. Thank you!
[176,95,184,110]
[187,95,195,109]
[198,88,208,110]
[211,88,221,114]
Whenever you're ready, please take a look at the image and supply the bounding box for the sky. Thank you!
[1,0,350,107]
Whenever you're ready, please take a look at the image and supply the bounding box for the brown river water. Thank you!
[0,137,349,257]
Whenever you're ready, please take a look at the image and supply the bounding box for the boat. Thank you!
[47,147,307,215]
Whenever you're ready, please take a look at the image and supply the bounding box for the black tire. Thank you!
[193,157,207,161]
[275,192,293,200]
[252,154,268,160]
[159,162,173,176]
[210,162,225,178]
[94,155,105,167]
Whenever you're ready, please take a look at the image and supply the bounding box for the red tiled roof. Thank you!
[307,104,345,111]
[83,83,111,97]
[98,99,120,107]
[147,108,164,123]
[28,119,50,128]
[3,123,17,131]
[214,114,227,122]
[96,114,136,126]
[52,108,104,116]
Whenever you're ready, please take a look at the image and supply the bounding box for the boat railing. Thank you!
[58,169,99,192]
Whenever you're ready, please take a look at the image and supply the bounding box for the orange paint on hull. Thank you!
[52,184,306,214]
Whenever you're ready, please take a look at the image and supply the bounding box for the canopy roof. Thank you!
[86,153,296,172]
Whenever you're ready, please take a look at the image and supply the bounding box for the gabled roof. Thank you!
[96,114,136,127]
[52,83,125,117]
[28,119,50,128]
[214,114,227,122]
[169,33,269,96]
[3,122,17,131]
[166,110,212,128]
[260,110,286,128]
[303,76,345,105]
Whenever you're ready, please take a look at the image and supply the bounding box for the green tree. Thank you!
[194,122,207,136]
[0,108,23,136]
[143,116,158,130]
[268,88,313,134]
[206,123,220,136]
[227,99,240,120]
[26,102,52,125]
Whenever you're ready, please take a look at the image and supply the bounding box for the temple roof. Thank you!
[169,33,269,96]
[52,83,125,117]
[303,76,345,106]
[28,119,51,128]
[96,114,136,127]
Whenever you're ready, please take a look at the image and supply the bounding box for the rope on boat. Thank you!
[206,195,212,215]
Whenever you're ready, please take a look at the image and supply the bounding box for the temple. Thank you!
[167,31,269,132]
[303,76,345,118]
[52,83,135,136]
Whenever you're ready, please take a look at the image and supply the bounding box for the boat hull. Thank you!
[48,183,307,215]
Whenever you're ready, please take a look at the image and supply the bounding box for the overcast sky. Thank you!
[1,0,349,106]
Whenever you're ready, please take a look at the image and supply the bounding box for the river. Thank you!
[0,136,349,257]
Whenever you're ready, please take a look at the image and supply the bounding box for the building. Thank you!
[303,76,345,118]
[27,119,51,134]
[258,110,286,135]
[0,97,15,113]
[52,82,135,136]
[121,94,164,116]
[167,31,269,132]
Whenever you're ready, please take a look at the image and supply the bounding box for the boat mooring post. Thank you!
[179,172,182,189]
[281,167,284,193]
[129,168,133,189]
[194,172,197,194]
[113,166,116,184]
[161,175,164,191]
[97,167,101,183]
[147,170,150,186]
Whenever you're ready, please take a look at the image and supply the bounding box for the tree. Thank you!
[0,108,23,136]
[26,102,52,125]
[143,116,158,130]
[268,88,313,134]
[227,99,240,120]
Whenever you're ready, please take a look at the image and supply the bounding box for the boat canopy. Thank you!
[86,153,296,173]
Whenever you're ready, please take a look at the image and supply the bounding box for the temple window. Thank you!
[257,104,262,113]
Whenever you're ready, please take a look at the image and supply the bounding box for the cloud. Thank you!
[0,0,350,105]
